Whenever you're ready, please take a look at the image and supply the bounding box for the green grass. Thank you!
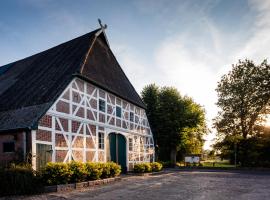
[201,160,236,168]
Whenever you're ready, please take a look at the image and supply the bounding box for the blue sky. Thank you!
[1,0,270,148]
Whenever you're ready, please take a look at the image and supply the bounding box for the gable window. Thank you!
[99,99,106,112]
[116,106,122,118]
[3,142,15,153]
[130,112,134,122]
[98,132,104,149]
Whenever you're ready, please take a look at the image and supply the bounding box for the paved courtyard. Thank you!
[7,170,270,200]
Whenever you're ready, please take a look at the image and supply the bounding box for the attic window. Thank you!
[3,142,15,153]
[99,99,106,112]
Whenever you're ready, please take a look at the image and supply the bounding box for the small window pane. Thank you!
[98,132,104,149]
[3,142,15,153]
[129,138,133,151]
[116,106,121,118]
[99,99,106,112]
[130,112,134,122]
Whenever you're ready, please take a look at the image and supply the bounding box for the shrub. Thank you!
[42,162,72,185]
[68,161,87,183]
[144,163,152,172]
[134,163,146,173]
[85,162,102,180]
[0,164,43,196]
[150,162,163,172]
[99,162,111,179]
[109,162,121,177]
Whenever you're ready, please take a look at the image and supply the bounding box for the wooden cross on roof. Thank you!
[95,19,110,47]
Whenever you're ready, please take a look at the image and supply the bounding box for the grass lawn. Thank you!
[201,160,236,168]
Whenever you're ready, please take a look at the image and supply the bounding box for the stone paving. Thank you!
[3,170,270,200]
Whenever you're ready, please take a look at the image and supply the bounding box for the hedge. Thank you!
[0,164,43,196]
[42,161,121,186]
[134,162,163,173]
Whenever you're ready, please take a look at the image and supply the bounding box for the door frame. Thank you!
[105,128,128,171]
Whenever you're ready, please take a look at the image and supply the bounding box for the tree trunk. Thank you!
[170,149,177,166]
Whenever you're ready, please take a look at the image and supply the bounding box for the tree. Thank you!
[141,85,206,164]
[214,59,270,166]
[214,59,270,139]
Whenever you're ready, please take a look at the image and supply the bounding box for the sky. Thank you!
[1,0,270,149]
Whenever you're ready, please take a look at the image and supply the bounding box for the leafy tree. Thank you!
[141,84,159,145]
[141,85,206,164]
[214,59,270,166]
[214,59,270,139]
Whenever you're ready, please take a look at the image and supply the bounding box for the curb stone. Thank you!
[44,176,122,193]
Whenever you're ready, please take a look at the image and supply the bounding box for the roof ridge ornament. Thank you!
[80,19,110,74]
[95,18,107,36]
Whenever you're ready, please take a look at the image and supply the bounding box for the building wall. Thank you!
[33,78,154,170]
[0,132,26,166]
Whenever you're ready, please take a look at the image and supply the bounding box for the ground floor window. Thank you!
[3,142,15,153]
[98,132,104,149]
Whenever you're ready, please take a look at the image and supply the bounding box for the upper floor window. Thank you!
[99,99,106,112]
[3,142,15,153]
[116,106,122,118]
[130,112,134,122]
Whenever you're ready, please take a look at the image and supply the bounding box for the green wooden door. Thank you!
[36,144,52,171]
[109,133,127,173]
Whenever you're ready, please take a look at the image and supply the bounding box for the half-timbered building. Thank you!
[0,27,154,171]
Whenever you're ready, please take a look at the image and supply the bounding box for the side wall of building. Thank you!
[33,78,154,170]
[0,131,27,166]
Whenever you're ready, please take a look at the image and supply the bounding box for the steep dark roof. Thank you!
[0,28,145,132]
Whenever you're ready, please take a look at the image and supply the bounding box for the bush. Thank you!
[144,163,152,172]
[0,164,43,196]
[42,162,121,185]
[42,162,72,185]
[134,163,146,173]
[109,162,121,177]
[99,162,111,179]
[85,162,102,180]
[150,162,163,172]
[68,161,87,183]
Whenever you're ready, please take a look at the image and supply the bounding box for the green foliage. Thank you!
[42,162,121,185]
[42,162,72,185]
[85,162,102,180]
[68,161,87,183]
[0,164,43,196]
[150,162,163,172]
[141,85,207,163]
[134,163,146,173]
[109,162,121,177]
[214,59,270,166]
[144,163,152,172]
[134,162,163,173]
[214,128,270,167]
[214,59,270,139]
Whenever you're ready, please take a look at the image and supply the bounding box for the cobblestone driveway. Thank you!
[5,170,270,200]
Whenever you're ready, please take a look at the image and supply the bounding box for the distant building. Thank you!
[0,26,154,171]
